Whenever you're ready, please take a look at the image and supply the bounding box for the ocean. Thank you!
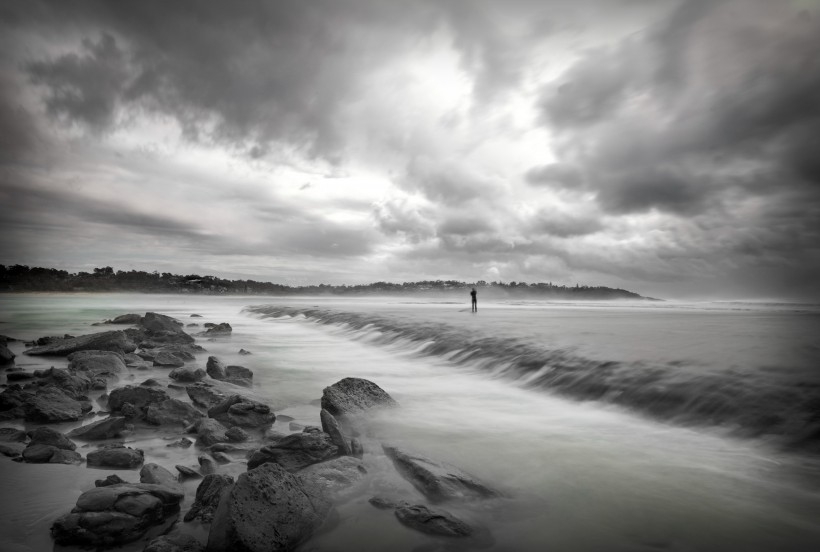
[1,293,819,551]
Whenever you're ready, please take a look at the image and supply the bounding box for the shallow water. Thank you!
[1,293,819,551]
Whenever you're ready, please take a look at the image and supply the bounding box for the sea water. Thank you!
[0,293,819,552]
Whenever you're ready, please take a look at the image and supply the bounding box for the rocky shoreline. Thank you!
[0,312,502,551]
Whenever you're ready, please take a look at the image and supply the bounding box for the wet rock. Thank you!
[225,426,249,442]
[169,367,207,383]
[382,445,499,503]
[140,312,186,333]
[67,350,126,380]
[226,365,252,380]
[198,454,217,475]
[109,314,142,325]
[184,474,234,523]
[212,452,231,464]
[24,386,92,422]
[205,356,226,380]
[144,533,204,552]
[175,465,202,479]
[186,383,226,409]
[153,352,185,368]
[34,367,91,399]
[247,431,338,472]
[200,323,231,337]
[195,418,230,446]
[145,399,204,427]
[351,438,364,459]
[0,442,26,457]
[96,474,129,487]
[321,378,398,426]
[0,427,27,443]
[22,443,83,464]
[190,314,202,318]
[141,463,183,493]
[121,402,140,419]
[320,409,352,455]
[87,444,144,469]
[6,371,34,381]
[141,378,163,387]
[0,343,15,365]
[209,443,250,454]
[50,482,184,547]
[68,416,127,440]
[29,426,77,449]
[368,496,400,510]
[25,330,136,356]
[166,437,193,449]
[238,349,252,356]
[207,395,275,428]
[206,463,331,552]
[108,385,169,413]
[298,456,368,496]
[394,503,473,537]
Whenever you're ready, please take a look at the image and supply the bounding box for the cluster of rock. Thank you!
[0,311,502,551]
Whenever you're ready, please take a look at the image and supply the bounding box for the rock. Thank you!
[205,356,226,380]
[247,432,338,472]
[184,474,234,523]
[122,403,140,419]
[225,426,249,442]
[209,443,250,454]
[382,445,499,502]
[226,365,252,380]
[25,330,136,356]
[238,349,252,356]
[87,444,144,469]
[67,350,126,379]
[186,383,226,409]
[196,418,230,446]
[96,474,129,487]
[0,343,15,365]
[141,378,163,387]
[368,496,399,510]
[394,504,473,537]
[351,438,364,459]
[0,427,27,442]
[108,385,169,413]
[140,463,183,493]
[0,442,26,457]
[207,395,275,428]
[68,416,127,440]
[303,426,321,434]
[22,443,83,464]
[24,386,92,422]
[198,454,217,475]
[212,452,231,464]
[320,409,352,455]
[29,426,77,450]
[50,482,184,547]
[176,465,202,479]
[33,367,91,399]
[187,323,199,327]
[298,456,368,496]
[321,378,398,426]
[169,367,207,383]
[166,437,193,449]
[145,399,204,426]
[153,352,185,367]
[206,463,331,552]
[200,323,231,336]
[144,533,204,552]
[140,312,184,333]
[6,371,34,381]
[190,314,202,318]
[109,314,142,324]
[264,428,287,442]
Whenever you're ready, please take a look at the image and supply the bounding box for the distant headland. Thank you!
[0,265,656,300]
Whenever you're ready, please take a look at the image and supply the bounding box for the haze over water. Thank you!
[1,293,819,551]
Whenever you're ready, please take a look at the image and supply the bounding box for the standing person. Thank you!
[470,287,477,312]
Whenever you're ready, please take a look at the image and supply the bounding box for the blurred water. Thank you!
[1,293,819,552]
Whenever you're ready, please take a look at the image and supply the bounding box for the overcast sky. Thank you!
[1,0,819,300]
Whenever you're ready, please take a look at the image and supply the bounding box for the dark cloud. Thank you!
[524,163,583,189]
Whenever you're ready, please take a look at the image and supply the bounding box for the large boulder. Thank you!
[87,444,144,469]
[22,427,83,464]
[298,456,368,496]
[140,313,195,345]
[187,383,226,409]
[247,432,338,472]
[67,350,126,379]
[24,386,92,422]
[184,474,234,523]
[207,395,275,428]
[24,330,136,356]
[29,427,77,450]
[108,385,170,413]
[108,314,142,325]
[32,367,91,399]
[68,417,128,440]
[394,503,473,537]
[50,482,184,547]
[206,463,330,552]
[169,367,207,383]
[145,399,204,427]
[205,357,226,380]
[382,445,499,503]
[195,418,230,447]
[321,378,398,422]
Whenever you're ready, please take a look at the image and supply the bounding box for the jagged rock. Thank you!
[153,352,185,367]
[169,367,207,382]
[24,386,92,422]
[175,465,202,479]
[50,482,184,547]
[320,409,352,455]
[247,432,338,472]
[67,350,126,379]
[184,474,234,523]
[87,444,144,469]
[144,533,204,552]
[351,438,363,459]
[25,330,136,356]
[33,367,91,399]
[321,378,398,427]
[141,378,163,387]
[186,383,226,409]
[0,427,28,442]
[140,463,183,493]
[140,312,185,333]
[68,416,127,440]
[195,418,230,446]
[108,314,142,324]
[206,463,331,552]
[121,403,140,419]
[96,474,129,487]
[207,395,275,428]
[225,426,249,442]
[394,504,473,537]
[205,356,226,380]
[166,437,193,449]
[298,456,368,496]
[0,343,15,365]
[382,445,499,502]
[238,349,252,356]
[108,385,169,413]
[368,496,400,510]
[226,365,252,380]
[22,443,83,464]
[200,323,231,337]
[145,399,204,426]
[198,454,217,475]
[28,426,76,449]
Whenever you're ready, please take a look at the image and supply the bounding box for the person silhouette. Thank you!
[470,287,477,312]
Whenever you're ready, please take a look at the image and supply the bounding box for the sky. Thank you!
[1,0,819,301]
